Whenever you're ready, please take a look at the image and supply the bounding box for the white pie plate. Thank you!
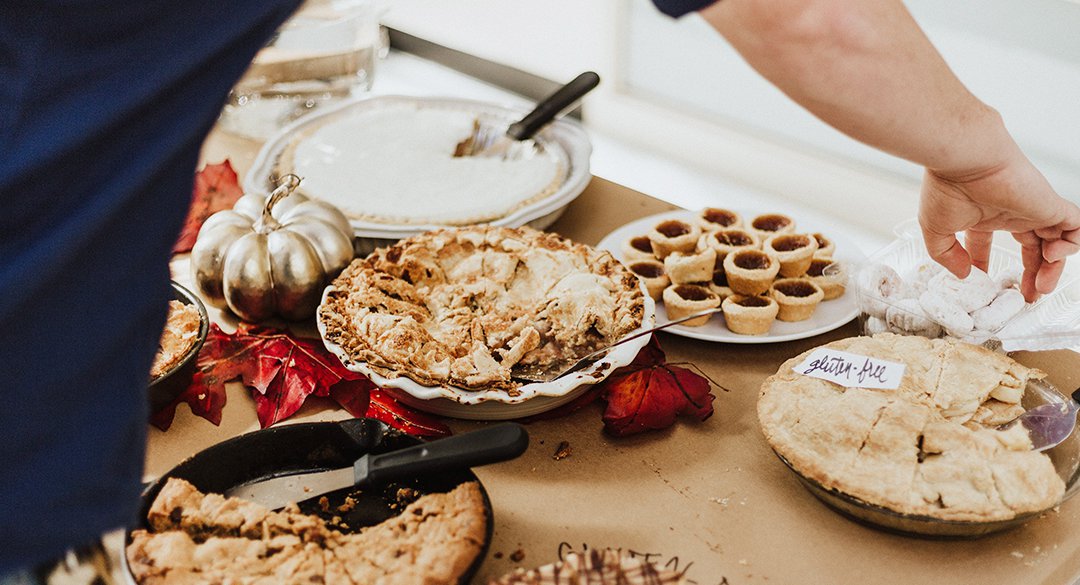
[597,210,865,344]
[245,95,593,249]
[316,284,656,421]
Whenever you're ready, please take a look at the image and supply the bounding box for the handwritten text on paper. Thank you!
[793,348,905,389]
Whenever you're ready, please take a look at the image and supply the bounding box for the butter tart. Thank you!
[806,257,846,300]
[764,233,819,277]
[697,207,743,232]
[319,226,644,393]
[723,249,780,296]
[621,235,658,263]
[750,213,796,240]
[759,334,1065,522]
[721,294,779,335]
[812,232,835,258]
[663,247,716,285]
[708,268,733,301]
[628,260,669,301]
[662,284,720,326]
[647,219,700,258]
[702,228,760,261]
[769,278,825,322]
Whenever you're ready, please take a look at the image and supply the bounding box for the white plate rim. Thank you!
[597,209,864,344]
[244,95,593,238]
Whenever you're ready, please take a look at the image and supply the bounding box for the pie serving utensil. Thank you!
[999,383,1080,452]
[453,71,600,160]
[226,423,528,510]
[510,307,723,384]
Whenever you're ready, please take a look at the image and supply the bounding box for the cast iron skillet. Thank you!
[125,418,493,584]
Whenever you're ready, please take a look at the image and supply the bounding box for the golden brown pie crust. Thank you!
[319,226,644,393]
[697,207,743,232]
[150,300,202,379]
[759,334,1065,522]
[127,478,486,584]
[663,247,716,285]
[629,260,669,301]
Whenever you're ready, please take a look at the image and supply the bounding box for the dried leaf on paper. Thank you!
[596,336,715,437]
[173,159,244,253]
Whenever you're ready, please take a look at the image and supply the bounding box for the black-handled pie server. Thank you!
[226,423,529,510]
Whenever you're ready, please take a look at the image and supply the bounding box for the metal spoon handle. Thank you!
[506,71,600,141]
[578,307,723,363]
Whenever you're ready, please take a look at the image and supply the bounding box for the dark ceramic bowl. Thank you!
[147,281,209,413]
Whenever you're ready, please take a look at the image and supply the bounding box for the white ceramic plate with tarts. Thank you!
[597,210,863,344]
[316,285,656,421]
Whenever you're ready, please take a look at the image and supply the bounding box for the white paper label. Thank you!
[793,348,906,389]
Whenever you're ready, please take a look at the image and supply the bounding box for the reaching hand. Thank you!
[919,152,1080,301]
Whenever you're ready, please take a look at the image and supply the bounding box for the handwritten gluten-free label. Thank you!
[793,348,905,389]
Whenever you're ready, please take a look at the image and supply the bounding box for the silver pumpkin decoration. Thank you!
[191,175,353,322]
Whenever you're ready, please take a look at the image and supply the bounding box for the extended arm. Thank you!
[700,0,1080,299]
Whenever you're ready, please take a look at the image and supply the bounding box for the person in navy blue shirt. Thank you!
[1,0,301,579]
[2,0,1078,580]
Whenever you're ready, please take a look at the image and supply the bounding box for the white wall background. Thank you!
[382,0,1080,235]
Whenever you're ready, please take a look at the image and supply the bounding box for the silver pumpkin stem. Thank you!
[254,174,302,234]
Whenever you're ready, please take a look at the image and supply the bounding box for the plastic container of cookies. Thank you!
[775,375,1080,539]
[854,219,1080,352]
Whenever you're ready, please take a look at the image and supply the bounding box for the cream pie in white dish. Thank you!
[246,96,592,239]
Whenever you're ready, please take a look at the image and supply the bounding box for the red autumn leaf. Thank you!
[364,389,452,439]
[173,159,244,253]
[151,323,450,438]
[595,336,715,437]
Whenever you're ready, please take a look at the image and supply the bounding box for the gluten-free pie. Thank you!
[126,478,486,584]
[769,278,825,322]
[721,294,779,335]
[759,334,1066,522]
[319,226,644,393]
[647,219,700,258]
[723,249,780,296]
[763,233,819,278]
[662,284,720,326]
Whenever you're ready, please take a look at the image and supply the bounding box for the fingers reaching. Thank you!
[964,230,993,273]
[1043,228,1080,264]
[921,229,972,279]
[1014,231,1043,302]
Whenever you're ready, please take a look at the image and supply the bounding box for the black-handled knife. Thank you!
[226,423,529,509]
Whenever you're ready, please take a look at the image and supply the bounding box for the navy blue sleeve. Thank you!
[651,0,719,18]
[0,0,299,572]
